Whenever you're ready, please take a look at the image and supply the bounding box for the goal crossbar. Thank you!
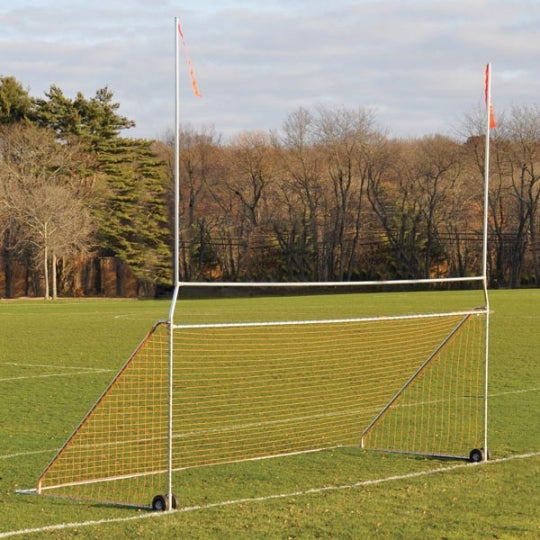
[172,309,487,330]
[177,276,484,288]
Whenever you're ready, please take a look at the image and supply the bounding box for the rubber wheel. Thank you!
[469,448,484,463]
[152,494,168,512]
[152,493,179,511]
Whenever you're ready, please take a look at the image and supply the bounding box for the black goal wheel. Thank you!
[152,493,179,511]
[152,494,167,512]
[469,448,484,463]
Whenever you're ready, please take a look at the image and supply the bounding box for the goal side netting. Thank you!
[35,294,487,509]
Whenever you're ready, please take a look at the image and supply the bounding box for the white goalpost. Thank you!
[30,25,493,511]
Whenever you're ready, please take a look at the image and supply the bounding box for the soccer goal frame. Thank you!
[33,278,490,510]
[30,26,494,511]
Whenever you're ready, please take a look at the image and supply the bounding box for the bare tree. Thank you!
[162,126,221,280]
[366,139,427,278]
[0,124,94,298]
[314,106,375,280]
[227,131,276,225]
[276,108,325,279]
[219,131,279,278]
[503,106,540,285]
[410,135,463,277]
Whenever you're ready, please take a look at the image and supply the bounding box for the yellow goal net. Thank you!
[36,300,487,510]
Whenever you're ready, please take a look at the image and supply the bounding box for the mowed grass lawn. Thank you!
[0,289,538,539]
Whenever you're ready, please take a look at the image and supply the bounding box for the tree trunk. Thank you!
[43,244,50,299]
[52,251,58,299]
[2,248,13,298]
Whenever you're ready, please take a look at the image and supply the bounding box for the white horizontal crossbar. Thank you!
[178,276,484,288]
[172,309,487,330]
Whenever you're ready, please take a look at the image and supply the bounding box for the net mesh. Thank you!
[37,323,170,507]
[37,310,485,508]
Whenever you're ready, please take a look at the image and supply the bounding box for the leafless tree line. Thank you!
[166,105,540,287]
[1,104,539,297]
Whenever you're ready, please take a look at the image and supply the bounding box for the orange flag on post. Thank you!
[484,64,496,129]
[177,21,203,98]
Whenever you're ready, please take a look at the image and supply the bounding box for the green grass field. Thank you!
[0,289,538,539]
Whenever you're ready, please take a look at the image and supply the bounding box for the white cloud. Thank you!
[1,0,539,140]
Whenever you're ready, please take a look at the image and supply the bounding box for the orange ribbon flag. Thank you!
[484,64,496,129]
[178,22,203,98]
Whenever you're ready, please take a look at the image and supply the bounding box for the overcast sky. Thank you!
[2,0,539,141]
